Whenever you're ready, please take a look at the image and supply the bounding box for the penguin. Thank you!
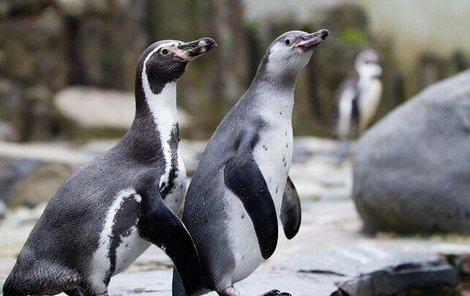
[3,37,216,296]
[335,49,383,139]
[172,30,329,296]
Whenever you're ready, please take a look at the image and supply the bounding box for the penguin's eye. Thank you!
[284,38,292,46]
[161,48,169,56]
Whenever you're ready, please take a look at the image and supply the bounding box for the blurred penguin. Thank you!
[335,49,382,140]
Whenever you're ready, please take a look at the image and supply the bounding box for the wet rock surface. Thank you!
[353,70,470,234]
[0,137,469,295]
[1,200,470,295]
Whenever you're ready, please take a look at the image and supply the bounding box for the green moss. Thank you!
[337,28,368,45]
[245,20,259,31]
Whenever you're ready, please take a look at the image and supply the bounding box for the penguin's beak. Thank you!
[176,37,217,61]
[295,29,329,50]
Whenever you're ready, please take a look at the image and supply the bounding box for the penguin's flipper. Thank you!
[280,176,302,239]
[138,185,201,295]
[224,126,278,259]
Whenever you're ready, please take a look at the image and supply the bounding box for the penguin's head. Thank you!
[355,49,382,78]
[137,37,216,95]
[261,29,329,78]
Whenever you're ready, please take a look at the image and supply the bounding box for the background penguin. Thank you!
[173,29,328,296]
[335,49,383,140]
[3,37,216,296]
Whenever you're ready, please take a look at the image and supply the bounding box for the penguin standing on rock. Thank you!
[335,49,383,139]
[3,37,216,296]
[173,29,329,296]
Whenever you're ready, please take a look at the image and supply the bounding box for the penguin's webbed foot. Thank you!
[261,289,292,296]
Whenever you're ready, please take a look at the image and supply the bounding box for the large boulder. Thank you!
[353,70,470,234]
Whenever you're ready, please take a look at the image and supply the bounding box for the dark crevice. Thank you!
[298,269,348,277]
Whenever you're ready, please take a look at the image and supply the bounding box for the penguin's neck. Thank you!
[143,81,178,135]
[141,80,179,188]
[121,77,179,168]
[247,70,296,121]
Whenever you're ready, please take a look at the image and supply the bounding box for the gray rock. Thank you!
[0,141,91,208]
[54,87,192,130]
[0,121,17,141]
[353,70,470,234]
[0,199,6,220]
[335,260,459,296]
[54,87,137,130]
[0,158,38,204]
[6,162,75,208]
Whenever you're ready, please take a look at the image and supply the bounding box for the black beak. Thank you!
[295,29,329,50]
[177,37,217,60]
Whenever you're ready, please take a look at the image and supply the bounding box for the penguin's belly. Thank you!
[112,230,151,275]
[358,79,382,131]
[228,125,293,283]
[226,190,264,284]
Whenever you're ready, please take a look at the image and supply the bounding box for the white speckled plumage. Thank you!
[89,189,147,293]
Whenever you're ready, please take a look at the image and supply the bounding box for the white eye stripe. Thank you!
[143,42,179,66]
[141,41,180,96]
[141,42,179,190]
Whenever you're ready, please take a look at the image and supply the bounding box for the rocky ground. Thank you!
[0,137,470,295]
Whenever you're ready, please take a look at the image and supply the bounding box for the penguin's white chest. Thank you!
[228,122,293,283]
[162,154,187,216]
[253,123,293,212]
[358,79,382,131]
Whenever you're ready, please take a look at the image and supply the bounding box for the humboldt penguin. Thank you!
[173,30,328,296]
[3,37,216,296]
[335,48,383,139]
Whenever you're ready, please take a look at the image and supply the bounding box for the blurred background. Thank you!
[0,0,468,142]
[1,1,470,295]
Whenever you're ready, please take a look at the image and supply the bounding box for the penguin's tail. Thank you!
[3,271,28,296]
